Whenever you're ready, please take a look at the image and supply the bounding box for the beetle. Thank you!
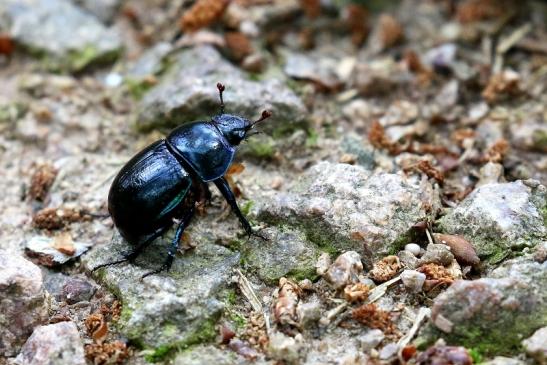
[93,83,271,278]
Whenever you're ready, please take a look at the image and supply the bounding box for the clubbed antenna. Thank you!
[217,82,225,114]
[251,110,272,127]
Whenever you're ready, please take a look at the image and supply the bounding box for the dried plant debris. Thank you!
[28,163,58,202]
[456,0,509,23]
[415,160,445,185]
[273,278,301,326]
[368,121,401,155]
[417,263,455,291]
[85,313,108,344]
[0,33,14,55]
[344,4,369,46]
[180,0,230,33]
[432,234,480,266]
[417,345,472,365]
[300,0,321,19]
[85,341,130,365]
[25,234,92,267]
[343,283,370,303]
[369,256,401,283]
[32,207,86,230]
[482,70,522,103]
[352,303,395,334]
[482,139,509,163]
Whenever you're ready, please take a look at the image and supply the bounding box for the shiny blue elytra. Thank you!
[94,83,272,279]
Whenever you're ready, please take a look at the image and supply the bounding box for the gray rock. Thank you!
[257,162,439,260]
[243,227,321,284]
[283,51,341,90]
[83,231,240,354]
[135,46,306,133]
[510,118,547,153]
[0,251,49,357]
[70,0,121,23]
[125,42,173,81]
[14,321,85,365]
[398,250,419,269]
[400,270,426,293]
[267,332,304,364]
[324,251,363,290]
[358,329,385,352]
[417,244,454,266]
[303,328,367,365]
[25,235,92,267]
[482,357,526,365]
[439,181,547,263]
[296,296,322,329]
[340,135,376,170]
[173,344,271,365]
[428,258,547,355]
[61,277,96,304]
[522,327,547,364]
[379,343,399,360]
[0,0,121,71]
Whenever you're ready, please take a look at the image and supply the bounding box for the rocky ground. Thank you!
[0,0,546,364]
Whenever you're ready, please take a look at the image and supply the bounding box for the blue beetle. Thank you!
[93,83,271,278]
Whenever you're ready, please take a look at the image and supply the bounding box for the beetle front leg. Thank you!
[213,177,267,240]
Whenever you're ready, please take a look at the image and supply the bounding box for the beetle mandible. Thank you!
[93,83,272,278]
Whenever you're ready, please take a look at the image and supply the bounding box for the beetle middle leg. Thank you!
[213,177,267,240]
[141,205,195,279]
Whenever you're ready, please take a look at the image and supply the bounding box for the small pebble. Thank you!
[400,270,426,293]
[358,329,385,352]
[404,243,421,256]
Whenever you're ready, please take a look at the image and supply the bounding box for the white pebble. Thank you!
[404,243,421,256]
[401,270,426,293]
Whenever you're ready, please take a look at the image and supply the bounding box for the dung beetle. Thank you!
[93,83,272,278]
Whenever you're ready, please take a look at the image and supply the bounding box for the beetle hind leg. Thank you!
[91,226,169,272]
[141,206,195,280]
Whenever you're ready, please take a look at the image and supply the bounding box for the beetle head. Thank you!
[213,110,272,146]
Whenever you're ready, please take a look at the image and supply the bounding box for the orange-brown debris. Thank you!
[85,341,130,365]
[369,255,401,282]
[180,0,230,33]
[343,283,370,303]
[352,303,395,333]
[29,163,58,202]
[32,207,84,230]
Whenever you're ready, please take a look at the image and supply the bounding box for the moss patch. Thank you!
[144,317,218,363]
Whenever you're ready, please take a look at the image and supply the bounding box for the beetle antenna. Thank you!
[251,110,272,127]
[217,83,225,114]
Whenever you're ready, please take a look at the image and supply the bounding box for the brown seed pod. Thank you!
[433,234,480,266]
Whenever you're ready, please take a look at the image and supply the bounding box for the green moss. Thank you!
[144,317,218,363]
[227,311,246,329]
[241,201,254,216]
[125,78,154,100]
[468,348,483,363]
[305,128,319,148]
[244,137,275,159]
[286,264,319,282]
[532,130,547,151]
[0,102,27,123]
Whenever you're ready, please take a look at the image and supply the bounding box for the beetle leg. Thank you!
[213,177,267,240]
[91,225,170,272]
[141,206,195,280]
